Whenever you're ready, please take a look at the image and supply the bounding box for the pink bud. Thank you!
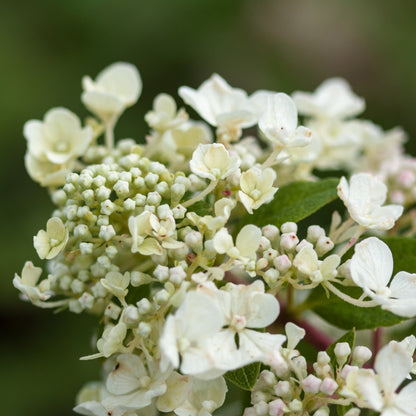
[320,377,338,395]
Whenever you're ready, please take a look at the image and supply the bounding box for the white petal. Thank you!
[235,224,262,258]
[95,62,142,106]
[375,341,412,394]
[106,354,145,395]
[350,237,393,292]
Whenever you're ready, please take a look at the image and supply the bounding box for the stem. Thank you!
[262,145,282,169]
[105,115,118,150]
[324,281,378,308]
[182,179,218,208]
[336,225,365,258]
[372,327,383,365]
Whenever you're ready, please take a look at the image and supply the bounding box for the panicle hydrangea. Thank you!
[14,63,416,416]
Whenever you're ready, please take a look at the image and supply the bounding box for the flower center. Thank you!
[231,314,246,332]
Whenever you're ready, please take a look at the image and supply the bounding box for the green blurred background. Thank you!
[1,1,416,414]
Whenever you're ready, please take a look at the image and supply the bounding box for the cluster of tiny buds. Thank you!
[257,222,336,289]
[244,341,372,416]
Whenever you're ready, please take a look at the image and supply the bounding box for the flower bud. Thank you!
[137,321,151,338]
[319,377,338,395]
[137,298,153,314]
[302,374,322,393]
[317,351,331,366]
[288,399,302,412]
[334,342,351,366]
[316,236,334,256]
[280,232,299,251]
[352,346,372,366]
[258,236,271,251]
[268,399,286,416]
[281,222,297,234]
[274,380,291,398]
[123,305,140,325]
[105,302,122,320]
[307,225,325,244]
[154,265,169,282]
[262,225,279,241]
[169,266,186,285]
[313,406,330,416]
[253,401,268,415]
[273,254,292,273]
[147,191,162,206]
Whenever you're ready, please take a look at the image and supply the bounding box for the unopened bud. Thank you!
[334,342,351,366]
[273,254,292,274]
[262,225,280,241]
[268,399,286,416]
[352,346,372,366]
[288,399,302,412]
[274,380,291,398]
[302,374,322,394]
[307,225,325,244]
[281,222,297,234]
[137,321,151,338]
[313,406,330,416]
[154,265,169,282]
[319,377,338,395]
[316,236,334,256]
[123,305,140,325]
[280,232,299,251]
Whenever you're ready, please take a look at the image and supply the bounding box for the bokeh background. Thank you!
[1,1,416,414]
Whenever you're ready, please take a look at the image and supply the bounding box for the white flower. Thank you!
[292,78,365,120]
[100,272,130,298]
[178,73,257,128]
[82,62,142,121]
[199,281,286,371]
[33,217,68,259]
[74,401,136,416]
[343,340,416,415]
[239,167,278,214]
[190,143,240,181]
[13,261,52,303]
[186,198,236,235]
[293,246,340,284]
[159,290,225,378]
[350,237,416,317]
[157,372,227,416]
[102,354,168,410]
[338,173,403,230]
[149,214,185,250]
[24,107,92,164]
[128,212,163,255]
[24,152,72,187]
[213,225,261,275]
[145,93,188,131]
[258,93,312,147]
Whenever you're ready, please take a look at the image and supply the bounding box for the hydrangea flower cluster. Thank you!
[15,63,416,416]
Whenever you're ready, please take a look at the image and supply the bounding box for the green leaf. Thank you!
[337,404,354,416]
[225,361,261,391]
[326,328,355,370]
[306,285,404,330]
[238,178,339,229]
[187,199,212,217]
